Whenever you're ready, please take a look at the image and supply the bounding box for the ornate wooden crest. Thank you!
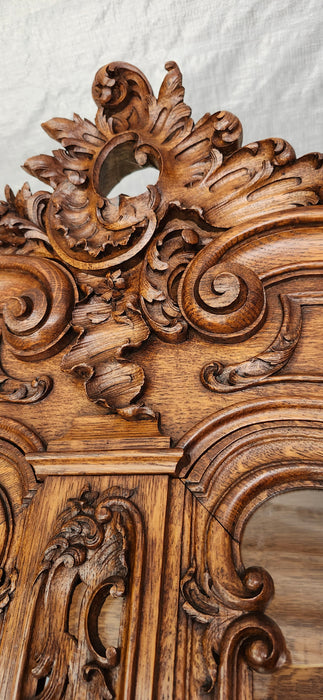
[1,60,322,416]
[0,61,323,698]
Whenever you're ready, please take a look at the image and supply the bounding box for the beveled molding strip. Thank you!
[26,414,183,476]
[27,448,183,477]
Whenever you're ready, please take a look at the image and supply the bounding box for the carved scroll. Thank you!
[177,208,323,341]
[178,399,323,696]
[201,291,323,391]
[0,253,77,403]
[22,486,144,699]
[0,362,52,403]
[0,61,322,413]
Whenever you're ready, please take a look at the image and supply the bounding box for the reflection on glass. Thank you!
[242,490,323,699]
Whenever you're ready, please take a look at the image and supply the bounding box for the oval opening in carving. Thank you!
[97,140,159,199]
[0,485,10,564]
[242,490,323,699]
[98,593,124,649]
[87,582,125,662]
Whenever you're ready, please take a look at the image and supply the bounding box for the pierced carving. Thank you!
[22,61,243,270]
[22,486,144,699]
[1,61,323,413]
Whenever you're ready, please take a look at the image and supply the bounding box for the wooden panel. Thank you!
[0,474,170,699]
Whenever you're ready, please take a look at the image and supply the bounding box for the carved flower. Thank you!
[74,269,137,325]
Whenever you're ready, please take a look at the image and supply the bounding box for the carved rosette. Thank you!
[21,486,144,699]
[0,61,323,414]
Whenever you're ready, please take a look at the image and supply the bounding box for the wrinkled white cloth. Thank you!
[0,0,322,195]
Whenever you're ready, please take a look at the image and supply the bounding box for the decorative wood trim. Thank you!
[1,62,322,415]
[0,418,43,622]
[21,485,144,699]
[0,60,323,699]
[26,414,183,476]
[28,449,183,477]
[176,399,323,697]
[201,291,323,392]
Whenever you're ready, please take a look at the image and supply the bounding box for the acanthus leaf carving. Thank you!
[22,485,144,699]
[200,140,323,228]
[61,268,154,417]
[0,361,52,404]
[139,215,215,342]
[0,61,323,413]
[0,183,51,255]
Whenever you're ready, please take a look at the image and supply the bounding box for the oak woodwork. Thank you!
[0,60,322,698]
[243,491,323,698]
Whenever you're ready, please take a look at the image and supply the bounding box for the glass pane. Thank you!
[242,490,323,699]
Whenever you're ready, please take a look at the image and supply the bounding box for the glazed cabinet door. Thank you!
[0,58,323,698]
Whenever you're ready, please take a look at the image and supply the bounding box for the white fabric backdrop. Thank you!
[1,0,322,195]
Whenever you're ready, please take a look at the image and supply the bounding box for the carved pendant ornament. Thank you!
[0,61,323,415]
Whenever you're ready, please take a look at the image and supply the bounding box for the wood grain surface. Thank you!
[0,60,322,698]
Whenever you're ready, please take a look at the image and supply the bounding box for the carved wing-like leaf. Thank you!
[62,291,153,417]
[148,61,194,150]
[24,114,106,189]
[0,184,51,254]
[42,114,106,154]
[200,139,323,227]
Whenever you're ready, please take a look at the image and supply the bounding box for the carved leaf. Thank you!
[42,114,106,153]
[61,288,152,416]
[0,363,52,404]
[22,487,143,699]
[0,184,51,252]
[140,217,214,342]
[201,140,323,227]
[1,60,323,419]
[93,61,154,135]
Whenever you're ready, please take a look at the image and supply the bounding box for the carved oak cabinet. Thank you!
[0,61,322,699]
